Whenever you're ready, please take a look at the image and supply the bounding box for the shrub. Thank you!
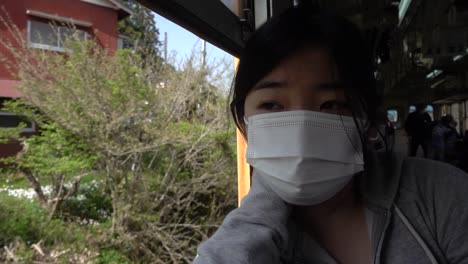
[0,192,47,246]
[61,180,112,223]
[0,192,104,263]
[95,248,131,264]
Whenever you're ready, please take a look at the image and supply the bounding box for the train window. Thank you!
[425,105,434,120]
[387,109,398,122]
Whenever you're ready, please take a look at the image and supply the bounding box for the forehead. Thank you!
[260,47,337,84]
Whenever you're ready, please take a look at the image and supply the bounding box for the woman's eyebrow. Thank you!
[252,80,287,91]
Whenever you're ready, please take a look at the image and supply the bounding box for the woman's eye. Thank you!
[320,100,351,114]
[258,101,283,111]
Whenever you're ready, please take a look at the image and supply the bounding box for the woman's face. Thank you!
[244,48,351,118]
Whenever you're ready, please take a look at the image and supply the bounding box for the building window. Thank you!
[117,35,126,50]
[28,20,87,52]
[0,112,36,133]
[117,34,134,50]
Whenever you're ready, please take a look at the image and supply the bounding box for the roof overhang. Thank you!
[80,0,133,20]
[134,0,394,56]
[136,0,245,56]
[433,93,468,104]
[108,0,134,19]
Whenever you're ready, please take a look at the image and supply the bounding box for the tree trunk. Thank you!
[22,169,48,209]
[46,175,66,223]
[111,193,129,235]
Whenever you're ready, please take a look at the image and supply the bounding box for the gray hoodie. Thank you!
[194,152,468,263]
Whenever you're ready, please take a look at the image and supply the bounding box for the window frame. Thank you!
[0,111,36,133]
[27,20,89,52]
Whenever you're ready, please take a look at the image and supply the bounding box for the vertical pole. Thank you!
[202,39,206,69]
[164,32,168,62]
[234,58,250,206]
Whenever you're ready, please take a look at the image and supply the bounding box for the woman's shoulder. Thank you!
[398,156,468,200]
[396,157,468,263]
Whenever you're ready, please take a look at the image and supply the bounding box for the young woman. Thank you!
[194,5,468,264]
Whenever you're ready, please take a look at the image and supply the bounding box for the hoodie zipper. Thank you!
[372,211,390,264]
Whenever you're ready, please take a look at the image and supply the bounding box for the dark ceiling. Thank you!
[137,0,468,108]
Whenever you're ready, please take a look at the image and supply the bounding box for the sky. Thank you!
[153,13,233,64]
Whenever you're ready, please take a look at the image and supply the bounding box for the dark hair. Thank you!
[230,5,386,151]
[415,103,427,112]
[442,114,454,125]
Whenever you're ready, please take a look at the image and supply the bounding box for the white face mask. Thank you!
[245,110,364,206]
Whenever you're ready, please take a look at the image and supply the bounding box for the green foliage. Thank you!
[0,22,237,262]
[12,240,35,262]
[118,0,161,58]
[0,191,109,262]
[95,248,131,264]
[1,99,48,125]
[1,99,97,179]
[0,193,47,246]
[61,180,113,222]
[18,123,97,177]
[0,125,24,144]
[110,49,149,104]
[0,173,29,189]
[0,192,97,246]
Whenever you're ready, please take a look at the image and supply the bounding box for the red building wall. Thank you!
[0,0,120,80]
[0,0,124,158]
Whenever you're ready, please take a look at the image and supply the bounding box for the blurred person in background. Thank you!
[404,104,432,158]
[431,115,461,165]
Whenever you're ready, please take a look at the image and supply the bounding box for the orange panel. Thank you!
[234,57,250,206]
[236,129,250,206]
